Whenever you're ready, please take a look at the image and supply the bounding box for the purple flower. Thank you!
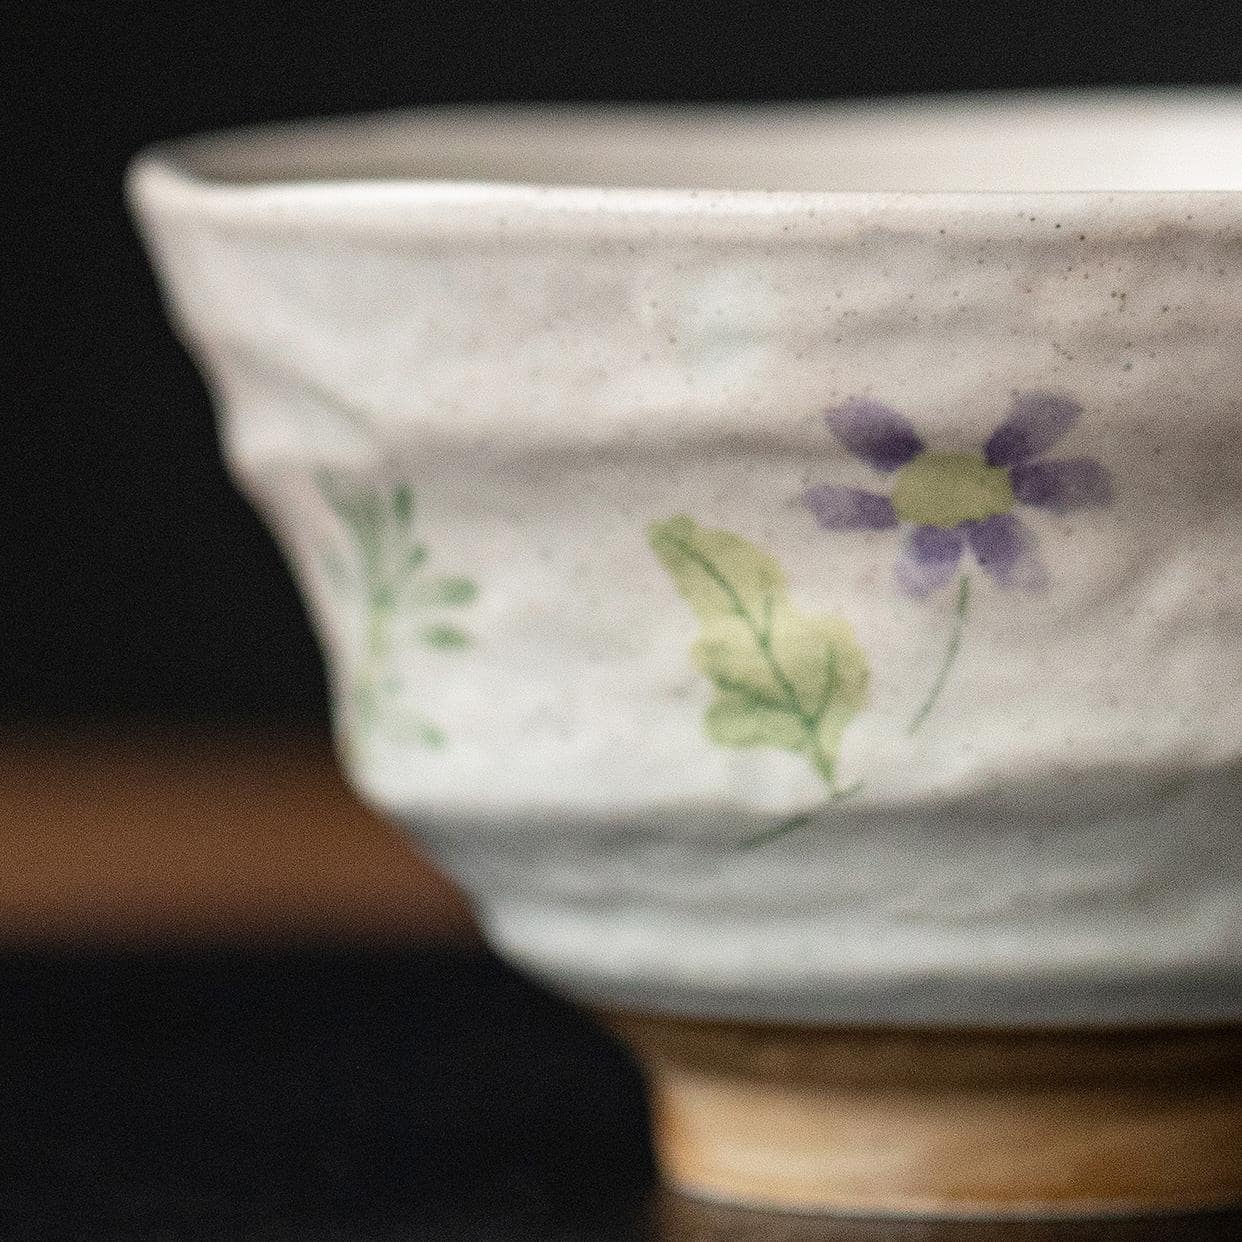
[803,392,1112,596]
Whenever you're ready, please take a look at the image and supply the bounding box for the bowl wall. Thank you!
[129,96,1242,1024]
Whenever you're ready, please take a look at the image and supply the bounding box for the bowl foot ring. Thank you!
[604,1012,1242,1218]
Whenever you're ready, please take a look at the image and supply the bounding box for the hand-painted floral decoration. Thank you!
[803,392,1112,730]
[650,516,869,804]
[804,392,1112,594]
[317,473,478,753]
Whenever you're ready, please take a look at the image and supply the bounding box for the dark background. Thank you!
[9,0,1242,727]
[7,9,1242,1238]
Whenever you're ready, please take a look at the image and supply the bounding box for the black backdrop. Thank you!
[9,1,1242,725]
[8,11,1242,1238]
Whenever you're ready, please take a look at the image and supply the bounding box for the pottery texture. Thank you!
[130,96,1242,1024]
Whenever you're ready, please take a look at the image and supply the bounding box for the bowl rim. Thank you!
[127,88,1242,241]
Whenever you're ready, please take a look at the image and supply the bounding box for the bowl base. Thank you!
[604,1012,1242,1218]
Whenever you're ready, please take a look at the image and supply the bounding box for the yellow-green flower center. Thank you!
[890,452,1014,528]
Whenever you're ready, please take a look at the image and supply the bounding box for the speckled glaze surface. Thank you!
[129,91,1242,1026]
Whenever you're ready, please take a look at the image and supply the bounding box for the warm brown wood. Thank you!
[611,1011,1242,1219]
[0,729,477,942]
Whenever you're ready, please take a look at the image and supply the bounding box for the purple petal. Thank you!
[984,392,1083,467]
[803,484,899,531]
[895,525,964,596]
[966,515,1048,591]
[826,398,925,472]
[1010,458,1113,513]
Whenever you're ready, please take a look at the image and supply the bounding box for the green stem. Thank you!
[807,731,838,787]
[354,584,393,734]
[908,573,971,735]
[737,781,864,852]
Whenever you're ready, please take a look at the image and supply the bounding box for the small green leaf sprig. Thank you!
[317,472,477,751]
[649,515,869,817]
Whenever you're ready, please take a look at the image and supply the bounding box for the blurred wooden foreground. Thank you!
[0,731,476,942]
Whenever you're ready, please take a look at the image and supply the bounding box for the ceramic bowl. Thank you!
[129,90,1242,1215]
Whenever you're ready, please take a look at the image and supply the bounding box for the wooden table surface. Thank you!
[1,733,1236,1239]
[0,729,475,943]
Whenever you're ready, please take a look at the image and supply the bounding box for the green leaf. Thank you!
[391,483,415,523]
[316,471,380,539]
[649,515,785,623]
[421,623,472,650]
[649,515,868,790]
[705,688,810,752]
[390,714,447,748]
[415,722,448,748]
[320,469,479,755]
[410,576,478,608]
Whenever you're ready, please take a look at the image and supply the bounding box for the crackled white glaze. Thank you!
[129,92,1242,1024]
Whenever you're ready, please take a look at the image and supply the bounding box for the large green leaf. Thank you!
[650,515,868,789]
[649,515,785,622]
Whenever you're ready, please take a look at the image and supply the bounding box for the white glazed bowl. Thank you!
[129,90,1242,1029]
